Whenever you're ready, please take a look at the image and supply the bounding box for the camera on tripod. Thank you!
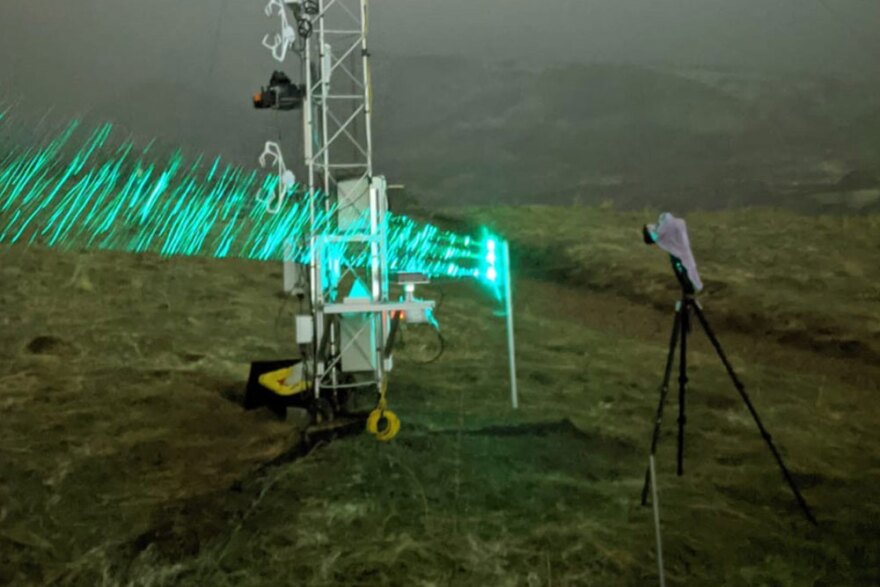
[642,213,702,295]
[639,212,816,531]
[252,71,305,111]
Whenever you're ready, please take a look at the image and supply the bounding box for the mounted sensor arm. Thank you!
[258,141,296,214]
[262,0,298,62]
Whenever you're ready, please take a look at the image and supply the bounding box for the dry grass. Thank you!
[1,206,879,586]
[464,206,880,365]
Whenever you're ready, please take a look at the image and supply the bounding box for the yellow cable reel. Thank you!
[367,379,400,441]
[366,407,400,441]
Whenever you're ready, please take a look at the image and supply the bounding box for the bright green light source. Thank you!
[474,229,508,300]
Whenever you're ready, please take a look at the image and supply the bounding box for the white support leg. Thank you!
[503,240,518,410]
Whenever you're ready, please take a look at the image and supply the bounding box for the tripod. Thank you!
[640,262,817,525]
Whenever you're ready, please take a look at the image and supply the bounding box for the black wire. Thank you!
[297,18,314,40]
[433,285,446,313]
[402,324,446,365]
[423,330,446,364]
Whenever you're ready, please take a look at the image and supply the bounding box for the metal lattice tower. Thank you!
[262,0,432,404]
[302,0,391,399]
[302,0,373,201]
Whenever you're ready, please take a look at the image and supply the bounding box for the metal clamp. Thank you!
[262,0,297,62]
[258,141,296,214]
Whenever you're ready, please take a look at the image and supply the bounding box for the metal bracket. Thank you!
[323,300,435,316]
[262,0,298,62]
[258,141,297,214]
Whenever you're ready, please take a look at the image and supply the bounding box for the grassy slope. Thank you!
[465,206,880,367]
[0,248,304,584]
[1,206,879,586]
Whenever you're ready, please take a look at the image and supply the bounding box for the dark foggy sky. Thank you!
[376,0,880,75]
[0,0,878,156]
[1,0,878,89]
[0,0,880,83]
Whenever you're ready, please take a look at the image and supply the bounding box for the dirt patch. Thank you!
[25,335,78,356]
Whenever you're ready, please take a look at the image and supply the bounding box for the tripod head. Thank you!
[670,256,696,296]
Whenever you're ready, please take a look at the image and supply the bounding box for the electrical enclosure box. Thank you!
[340,313,376,372]
[337,175,386,230]
[295,315,314,345]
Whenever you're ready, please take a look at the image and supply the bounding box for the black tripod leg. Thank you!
[641,306,682,505]
[691,303,818,525]
[677,299,690,476]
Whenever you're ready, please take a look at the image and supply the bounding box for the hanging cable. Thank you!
[398,325,445,365]
[297,17,314,39]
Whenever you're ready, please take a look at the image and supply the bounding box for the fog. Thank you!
[1,0,877,106]
[1,0,878,208]
[375,0,880,75]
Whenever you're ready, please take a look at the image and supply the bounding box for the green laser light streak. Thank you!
[0,118,509,293]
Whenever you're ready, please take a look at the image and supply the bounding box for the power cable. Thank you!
[398,323,446,365]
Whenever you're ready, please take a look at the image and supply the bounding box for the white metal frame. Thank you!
[265,0,432,401]
[262,0,520,413]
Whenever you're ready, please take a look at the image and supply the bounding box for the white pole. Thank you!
[649,455,666,587]
[503,240,518,409]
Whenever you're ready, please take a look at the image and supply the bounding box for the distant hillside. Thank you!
[25,57,880,212]
[464,205,880,364]
[372,58,880,211]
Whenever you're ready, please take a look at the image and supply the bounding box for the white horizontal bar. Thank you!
[323,300,435,315]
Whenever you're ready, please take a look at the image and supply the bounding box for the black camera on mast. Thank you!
[252,71,305,111]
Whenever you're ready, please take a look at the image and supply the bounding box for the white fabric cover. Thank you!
[648,213,703,292]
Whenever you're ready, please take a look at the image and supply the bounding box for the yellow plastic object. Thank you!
[258,366,309,397]
[366,378,401,441]
[367,408,400,441]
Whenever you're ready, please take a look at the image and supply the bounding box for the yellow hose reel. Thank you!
[366,407,400,441]
[366,379,400,441]
[260,363,401,441]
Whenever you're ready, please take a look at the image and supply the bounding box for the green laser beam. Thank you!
[0,118,507,293]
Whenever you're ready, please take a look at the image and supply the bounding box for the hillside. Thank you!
[462,206,880,365]
[1,205,878,585]
[373,59,880,210]
[62,57,880,212]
